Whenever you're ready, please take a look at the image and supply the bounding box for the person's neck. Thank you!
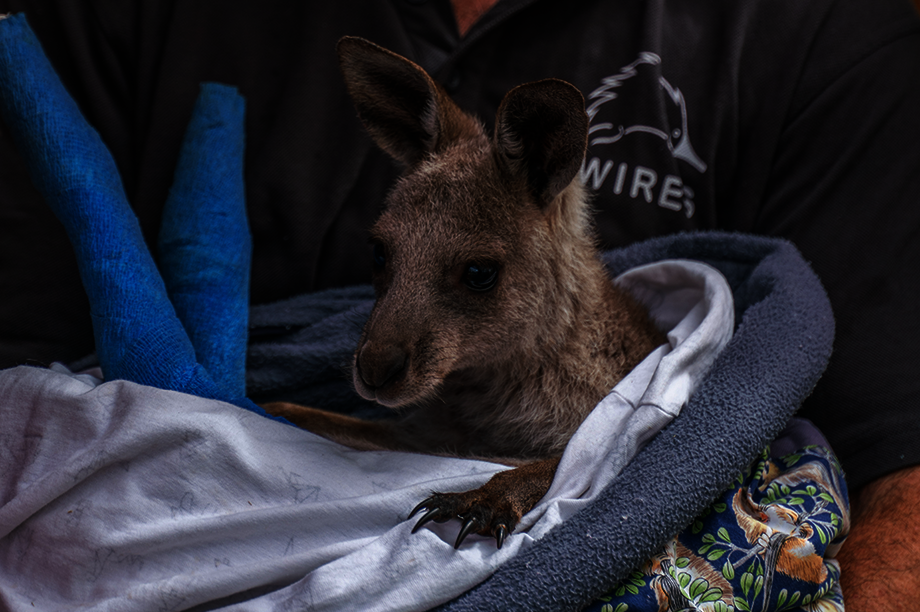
[450,0,500,36]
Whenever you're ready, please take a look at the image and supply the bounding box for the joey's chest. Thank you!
[399,379,588,460]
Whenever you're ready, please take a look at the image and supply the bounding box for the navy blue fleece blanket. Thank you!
[246,232,836,611]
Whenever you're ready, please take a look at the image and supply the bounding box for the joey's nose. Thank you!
[357,343,408,389]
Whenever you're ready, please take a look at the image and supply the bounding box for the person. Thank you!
[0,0,917,607]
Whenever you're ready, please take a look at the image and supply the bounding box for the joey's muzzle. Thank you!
[354,340,409,399]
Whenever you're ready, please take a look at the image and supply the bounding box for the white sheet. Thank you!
[0,260,732,612]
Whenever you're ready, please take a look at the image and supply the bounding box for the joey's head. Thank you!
[338,36,592,408]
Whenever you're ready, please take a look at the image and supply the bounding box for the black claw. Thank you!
[495,524,507,549]
[408,498,432,519]
[412,507,442,533]
[454,516,479,549]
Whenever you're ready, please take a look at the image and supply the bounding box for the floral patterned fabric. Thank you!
[586,433,849,612]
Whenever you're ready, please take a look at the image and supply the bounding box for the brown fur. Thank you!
[264,36,664,546]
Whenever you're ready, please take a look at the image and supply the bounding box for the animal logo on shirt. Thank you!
[581,52,706,218]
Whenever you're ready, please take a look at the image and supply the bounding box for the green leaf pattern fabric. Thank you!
[586,443,848,612]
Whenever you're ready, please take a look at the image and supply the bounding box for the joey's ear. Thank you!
[494,79,588,207]
[337,36,477,167]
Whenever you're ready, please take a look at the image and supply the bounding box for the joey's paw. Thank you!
[408,491,516,549]
[408,459,560,549]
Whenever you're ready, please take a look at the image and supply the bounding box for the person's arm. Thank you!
[836,466,920,608]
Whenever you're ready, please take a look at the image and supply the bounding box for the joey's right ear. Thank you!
[337,36,476,167]
[494,79,588,208]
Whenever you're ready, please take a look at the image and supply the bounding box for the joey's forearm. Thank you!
[261,401,412,452]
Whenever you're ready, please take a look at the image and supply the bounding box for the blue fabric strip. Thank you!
[0,14,286,423]
[159,83,251,398]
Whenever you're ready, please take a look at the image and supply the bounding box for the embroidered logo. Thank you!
[580,53,705,218]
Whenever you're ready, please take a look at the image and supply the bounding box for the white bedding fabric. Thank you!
[0,260,733,612]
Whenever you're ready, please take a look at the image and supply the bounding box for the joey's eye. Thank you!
[462,262,498,292]
[372,243,386,270]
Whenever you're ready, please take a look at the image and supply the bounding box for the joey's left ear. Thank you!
[494,79,588,208]
[337,36,480,169]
